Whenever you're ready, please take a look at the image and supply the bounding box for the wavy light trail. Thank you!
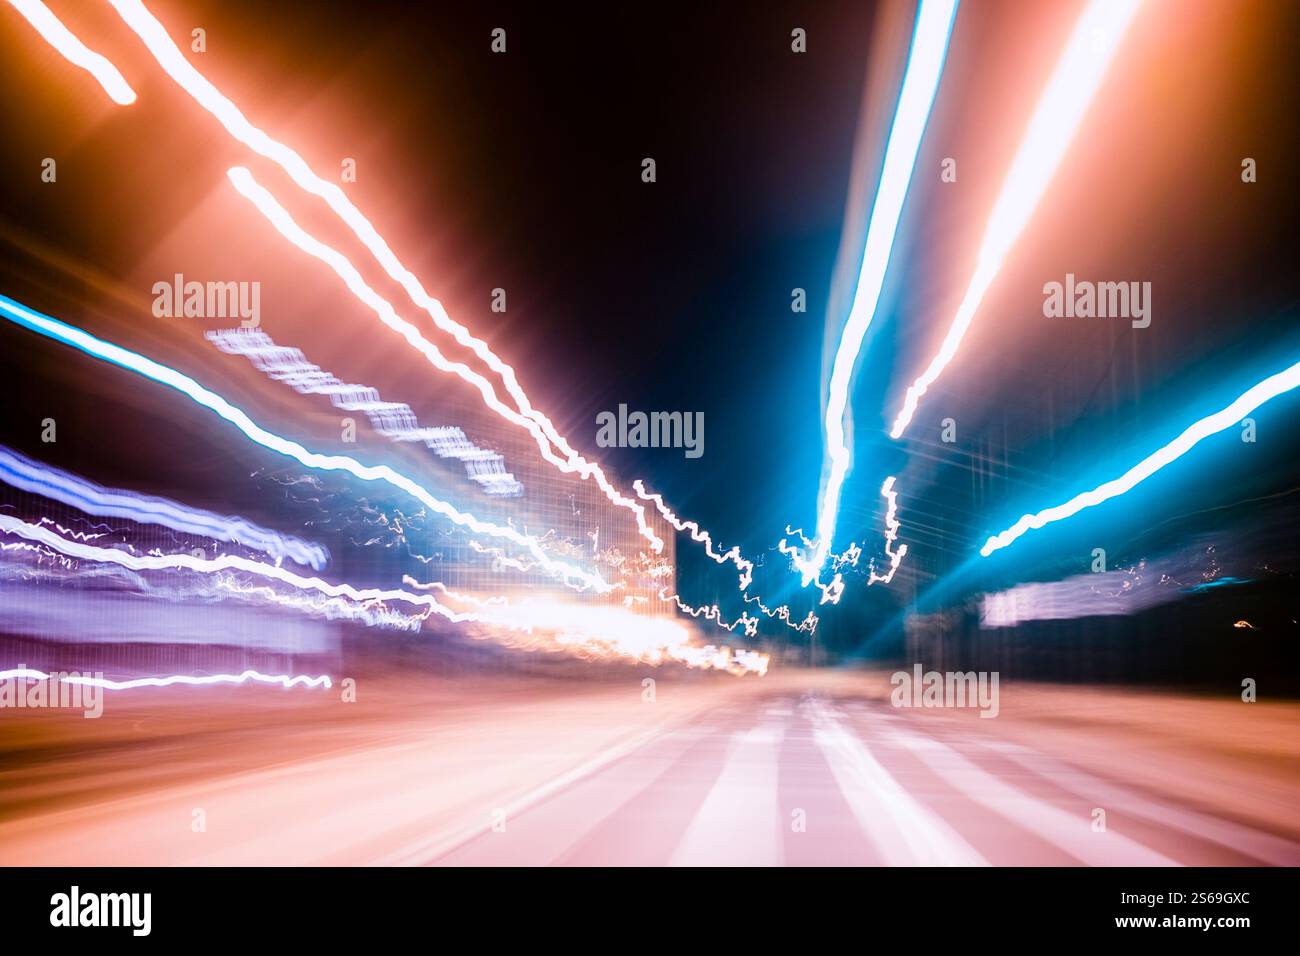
[103,0,664,552]
[660,590,759,637]
[0,666,331,691]
[214,580,429,632]
[402,577,509,607]
[980,360,1300,556]
[803,0,958,583]
[0,512,480,623]
[0,444,328,569]
[7,0,136,104]
[0,293,610,592]
[890,0,1142,438]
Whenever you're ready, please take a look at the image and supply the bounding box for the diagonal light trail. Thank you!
[0,293,611,592]
[105,0,666,553]
[980,359,1300,556]
[890,0,1142,438]
[7,0,136,104]
[802,0,958,584]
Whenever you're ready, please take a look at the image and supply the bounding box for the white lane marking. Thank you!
[877,723,1180,866]
[808,701,988,866]
[981,741,1300,866]
[670,720,786,867]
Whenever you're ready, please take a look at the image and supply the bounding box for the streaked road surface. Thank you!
[2,670,1296,866]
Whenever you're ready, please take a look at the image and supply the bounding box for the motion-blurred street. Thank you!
[2,669,1295,866]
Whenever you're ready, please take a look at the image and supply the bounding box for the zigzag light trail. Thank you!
[634,478,815,631]
[225,167,662,552]
[104,0,667,554]
[660,590,758,637]
[980,360,1300,556]
[633,480,754,588]
[778,527,848,604]
[743,594,819,634]
[0,444,328,569]
[802,0,958,584]
[867,476,908,584]
[890,0,1142,439]
[0,293,610,592]
[6,0,136,104]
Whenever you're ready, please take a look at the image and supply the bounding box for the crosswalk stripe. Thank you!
[671,720,786,866]
[980,740,1300,866]
[876,722,1180,866]
[808,701,988,866]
